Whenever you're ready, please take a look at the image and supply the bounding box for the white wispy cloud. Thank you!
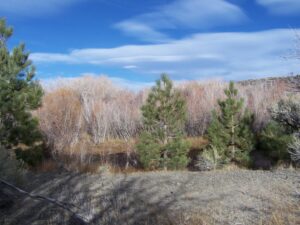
[123,65,138,69]
[256,0,300,15]
[31,28,300,81]
[114,0,247,42]
[114,21,173,43]
[0,0,85,15]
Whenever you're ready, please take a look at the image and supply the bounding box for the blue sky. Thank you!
[2,0,300,88]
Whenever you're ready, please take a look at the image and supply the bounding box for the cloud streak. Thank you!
[31,28,300,80]
[0,0,85,15]
[114,21,173,43]
[256,0,300,15]
[114,0,247,42]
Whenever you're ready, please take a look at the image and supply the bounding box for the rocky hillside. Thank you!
[239,75,300,92]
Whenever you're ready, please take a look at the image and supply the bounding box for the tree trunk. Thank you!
[163,124,168,171]
[231,115,235,159]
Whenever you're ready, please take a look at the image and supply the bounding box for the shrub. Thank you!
[206,81,255,167]
[258,121,293,161]
[137,74,190,170]
[201,145,222,170]
[271,95,300,133]
[270,95,300,164]
[288,134,300,166]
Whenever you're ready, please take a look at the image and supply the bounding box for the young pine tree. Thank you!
[137,74,190,170]
[206,81,254,167]
[0,19,44,166]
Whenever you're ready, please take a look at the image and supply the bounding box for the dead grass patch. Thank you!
[35,160,59,172]
[261,203,300,225]
[187,137,209,150]
[89,139,136,155]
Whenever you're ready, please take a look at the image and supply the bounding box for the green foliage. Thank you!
[258,121,292,161]
[206,81,255,167]
[15,146,44,167]
[137,74,190,170]
[0,19,44,166]
[165,137,190,169]
[136,132,161,169]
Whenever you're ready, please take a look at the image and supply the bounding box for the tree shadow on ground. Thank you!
[0,172,200,225]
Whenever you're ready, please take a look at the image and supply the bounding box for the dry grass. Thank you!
[72,137,206,156]
[257,176,300,225]
[173,201,300,225]
[220,163,242,171]
[89,139,136,155]
[35,160,59,172]
[260,198,300,225]
[2,169,299,225]
[265,205,300,225]
[35,137,209,174]
[187,136,209,150]
[165,211,217,225]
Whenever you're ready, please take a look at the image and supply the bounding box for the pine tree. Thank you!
[206,81,254,167]
[137,74,190,170]
[0,19,44,166]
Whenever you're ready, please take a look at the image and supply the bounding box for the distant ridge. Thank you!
[238,75,300,92]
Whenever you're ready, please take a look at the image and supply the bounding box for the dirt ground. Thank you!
[1,169,299,225]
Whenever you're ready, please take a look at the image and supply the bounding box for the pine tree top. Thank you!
[0,19,13,46]
[141,74,187,137]
[218,81,244,119]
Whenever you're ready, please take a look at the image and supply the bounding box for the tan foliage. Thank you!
[237,79,286,130]
[180,80,225,136]
[37,76,142,164]
[37,88,82,157]
[180,78,285,135]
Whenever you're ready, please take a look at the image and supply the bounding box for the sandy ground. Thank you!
[1,169,299,225]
